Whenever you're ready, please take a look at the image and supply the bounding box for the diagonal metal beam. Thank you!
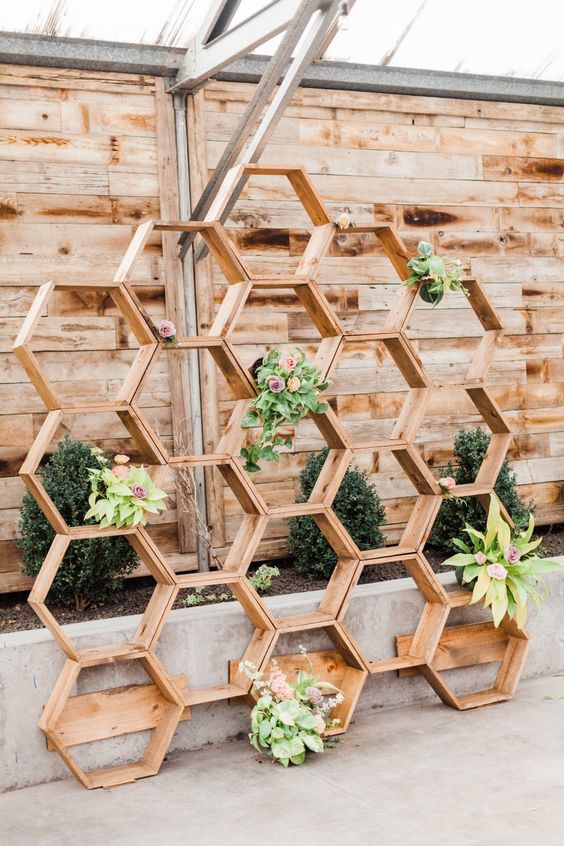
[191,0,342,262]
[171,0,310,93]
[178,0,327,259]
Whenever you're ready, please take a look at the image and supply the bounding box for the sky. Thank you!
[1,0,563,81]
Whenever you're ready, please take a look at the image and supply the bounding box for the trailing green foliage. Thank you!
[240,348,330,472]
[429,428,531,553]
[444,496,561,628]
[17,437,138,610]
[288,448,386,578]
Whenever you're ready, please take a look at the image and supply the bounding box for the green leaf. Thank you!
[470,566,491,604]
[497,518,511,551]
[296,713,317,731]
[302,733,324,753]
[485,496,501,548]
[289,752,306,765]
[442,552,476,567]
[241,412,261,428]
[462,563,480,582]
[258,720,271,741]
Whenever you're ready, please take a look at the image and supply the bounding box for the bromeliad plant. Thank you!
[443,496,561,628]
[240,647,344,767]
[240,348,330,473]
[405,240,468,306]
[85,454,167,528]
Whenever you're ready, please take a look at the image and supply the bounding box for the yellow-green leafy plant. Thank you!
[405,240,467,306]
[241,348,330,473]
[240,647,343,767]
[443,496,561,628]
[85,454,167,528]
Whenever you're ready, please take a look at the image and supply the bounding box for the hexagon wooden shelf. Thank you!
[13,163,524,789]
[395,588,530,709]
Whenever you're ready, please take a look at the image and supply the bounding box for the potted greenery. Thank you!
[240,647,344,766]
[240,348,330,473]
[405,240,468,306]
[443,496,561,628]
[85,453,167,528]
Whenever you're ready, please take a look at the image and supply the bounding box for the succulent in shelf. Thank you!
[443,496,561,628]
[240,647,344,766]
[240,348,330,473]
[405,240,468,306]
[85,454,167,528]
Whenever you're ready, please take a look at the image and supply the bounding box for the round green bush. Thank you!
[17,437,138,611]
[288,448,386,578]
[428,427,531,553]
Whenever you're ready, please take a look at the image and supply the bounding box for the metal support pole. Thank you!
[172,89,210,572]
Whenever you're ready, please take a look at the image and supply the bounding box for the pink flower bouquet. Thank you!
[443,496,561,628]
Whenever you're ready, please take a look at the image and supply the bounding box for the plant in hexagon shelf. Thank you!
[85,453,167,528]
[241,647,344,766]
[18,437,138,610]
[240,348,330,472]
[444,496,562,627]
[405,240,468,306]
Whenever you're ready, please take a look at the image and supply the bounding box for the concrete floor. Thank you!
[2,674,564,846]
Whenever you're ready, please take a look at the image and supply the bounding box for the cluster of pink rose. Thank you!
[265,355,302,394]
[110,455,147,500]
[474,546,521,581]
[267,669,325,734]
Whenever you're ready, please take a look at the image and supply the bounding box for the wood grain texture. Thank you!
[195,80,564,562]
[2,68,563,590]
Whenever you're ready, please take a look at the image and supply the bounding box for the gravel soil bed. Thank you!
[2,525,564,634]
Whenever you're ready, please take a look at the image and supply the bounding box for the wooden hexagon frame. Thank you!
[14,164,526,789]
[40,650,185,789]
[12,280,158,412]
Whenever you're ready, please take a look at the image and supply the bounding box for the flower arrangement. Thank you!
[333,212,356,230]
[240,348,330,473]
[405,240,468,306]
[443,496,561,628]
[240,647,344,767]
[158,319,178,347]
[85,453,167,528]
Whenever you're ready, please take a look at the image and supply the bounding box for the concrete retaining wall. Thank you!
[2,567,564,793]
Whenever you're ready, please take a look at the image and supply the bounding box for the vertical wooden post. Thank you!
[154,78,196,555]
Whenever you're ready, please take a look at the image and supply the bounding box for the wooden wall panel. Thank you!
[197,80,564,559]
[0,65,195,592]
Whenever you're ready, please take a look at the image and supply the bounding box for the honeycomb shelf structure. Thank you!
[14,164,526,789]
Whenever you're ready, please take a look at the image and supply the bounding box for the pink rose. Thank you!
[158,320,176,339]
[439,476,456,491]
[266,375,285,393]
[306,686,323,706]
[287,376,301,393]
[504,545,521,564]
[487,562,508,580]
[112,465,129,479]
[269,670,294,701]
[279,355,298,371]
[114,454,130,465]
[313,714,326,734]
[131,484,147,499]
[475,551,487,565]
